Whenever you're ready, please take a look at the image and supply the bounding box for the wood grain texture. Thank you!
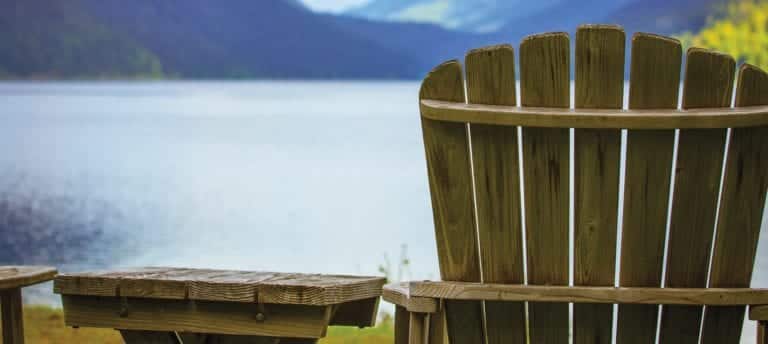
[1,288,24,344]
[465,44,526,344]
[55,268,384,306]
[119,330,179,343]
[395,306,410,344]
[519,31,570,344]
[617,32,681,344]
[409,312,426,344]
[329,297,379,327]
[419,99,768,129]
[419,60,485,343]
[701,64,768,344]
[408,281,768,305]
[760,322,768,344]
[0,266,56,290]
[574,24,624,344]
[382,283,439,313]
[659,47,735,344]
[428,307,447,344]
[751,306,768,320]
[62,295,331,338]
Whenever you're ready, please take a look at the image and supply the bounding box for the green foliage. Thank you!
[0,0,164,79]
[677,0,768,69]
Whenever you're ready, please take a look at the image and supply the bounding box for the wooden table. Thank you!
[0,266,58,344]
[54,267,385,343]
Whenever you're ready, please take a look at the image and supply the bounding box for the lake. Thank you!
[0,81,766,342]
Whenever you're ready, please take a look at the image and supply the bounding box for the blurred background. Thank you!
[1,0,767,342]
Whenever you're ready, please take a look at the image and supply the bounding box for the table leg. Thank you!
[759,321,767,344]
[119,330,179,343]
[178,333,281,343]
[1,288,24,344]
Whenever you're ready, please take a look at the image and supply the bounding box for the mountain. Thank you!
[0,0,733,79]
[604,0,730,35]
[0,0,163,78]
[0,0,489,79]
[349,0,729,36]
[348,0,629,33]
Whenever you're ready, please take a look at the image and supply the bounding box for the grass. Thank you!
[0,306,394,343]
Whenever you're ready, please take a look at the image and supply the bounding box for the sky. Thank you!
[300,0,370,13]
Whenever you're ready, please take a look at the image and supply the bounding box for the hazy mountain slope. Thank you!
[604,0,729,34]
[348,0,562,32]
[348,0,636,33]
[0,0,162,78]
[78,0,422,79]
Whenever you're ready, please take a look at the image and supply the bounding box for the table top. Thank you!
[0,266,58,290]
[55,267,385,306]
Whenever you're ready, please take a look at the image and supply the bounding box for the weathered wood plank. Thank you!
[573,24,625,344]
[394,306,410,344]
[659,47,735,344]
[1,288,24,344]
[465,44,526,344]
[617,32,681,344]
[382,283,439,313]
[519,31,570,344]
[55,268,384,306]
[0,266,57,290]
[419,60,485,343]
[419,99,768,129]
[62,295,331,338]
[329,297,379,327]
[409,312,426,344]
[428,307,447,344]
[409,281,768,305]
[701,64,768,344]
[119,330,178,343]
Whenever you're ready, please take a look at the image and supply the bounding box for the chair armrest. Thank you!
[751,306,768,320]
[383,283,439,313]
[407,281,768,306]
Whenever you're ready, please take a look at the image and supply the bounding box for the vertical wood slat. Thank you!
[409,313,427,344]
[1,288,24,344]
[419,61,484,343]
[465,44,526,344]
[573,24,624,344]
[428,307,447,344]
[617,33,681,344]
[519,32,570,344]
[760,321,768,344]
[701,64,768,344]
[395,306,411,344]
[659,48,735,344]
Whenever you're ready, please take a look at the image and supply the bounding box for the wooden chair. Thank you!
[0,266,57,344]
[54,268,384,343]
[383,24,768,344]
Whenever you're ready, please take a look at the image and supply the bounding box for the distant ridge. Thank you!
[0,0,728,79]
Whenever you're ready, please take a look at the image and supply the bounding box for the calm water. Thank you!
[0,81,766,342]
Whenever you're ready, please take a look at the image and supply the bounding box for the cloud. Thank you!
[300,0,371,13]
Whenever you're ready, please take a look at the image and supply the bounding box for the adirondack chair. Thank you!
[0,266,57,344]
[383,24,768,344]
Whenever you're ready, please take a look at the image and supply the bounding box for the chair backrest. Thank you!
[419,24,768,344]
